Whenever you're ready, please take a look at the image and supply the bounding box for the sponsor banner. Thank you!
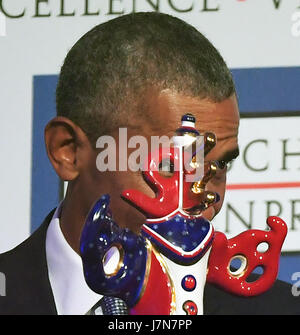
[1,0,300,68]
[213,115,300,252]
[1,1,300,254]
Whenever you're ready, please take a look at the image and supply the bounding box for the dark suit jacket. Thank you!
[0,211,299,315]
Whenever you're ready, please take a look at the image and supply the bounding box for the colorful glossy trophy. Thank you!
[80,114,287,315]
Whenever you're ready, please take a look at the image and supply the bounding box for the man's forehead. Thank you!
[142,89,239,136]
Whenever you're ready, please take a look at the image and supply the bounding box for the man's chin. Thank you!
[201,206,216,222]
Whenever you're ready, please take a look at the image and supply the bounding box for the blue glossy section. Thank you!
[181,274,197,292]
[182,114,196,123]
[80,194,148,307]
[146,215,211,252]
[143,214,213,265]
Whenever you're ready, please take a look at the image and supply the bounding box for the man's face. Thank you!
[80,89,240,233]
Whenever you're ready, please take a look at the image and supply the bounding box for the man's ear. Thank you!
[44,117,82,181]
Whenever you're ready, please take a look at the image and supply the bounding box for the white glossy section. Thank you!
[161,247,211,315]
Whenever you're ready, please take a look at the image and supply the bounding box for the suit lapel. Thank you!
[0,210,57,314]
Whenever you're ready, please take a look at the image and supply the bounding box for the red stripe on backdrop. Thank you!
[226,182,300,190]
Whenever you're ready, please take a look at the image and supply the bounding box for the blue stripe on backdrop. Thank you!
[31,67,300,284]
[278,254,300,285]
[231,67,300,113]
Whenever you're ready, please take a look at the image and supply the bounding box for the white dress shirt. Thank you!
[45,203,103,315]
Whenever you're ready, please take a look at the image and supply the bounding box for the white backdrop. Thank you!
[1,0,300,253]
[213,116,300,252]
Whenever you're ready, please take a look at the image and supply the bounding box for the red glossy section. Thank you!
[207,216,288,296]
[130,250,173,315]
[122,147,203,218]
[122,147,180,218]
[182,300,198,315]
[182,275,196,291]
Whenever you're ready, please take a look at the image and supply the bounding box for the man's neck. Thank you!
[59,191,88,254]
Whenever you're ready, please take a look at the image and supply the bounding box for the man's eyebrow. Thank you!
[219,147,240,163]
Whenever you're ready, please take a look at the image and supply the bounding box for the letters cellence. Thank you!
[0,0,288,19]
[0,0,219,18]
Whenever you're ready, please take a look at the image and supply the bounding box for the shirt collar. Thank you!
[46,203,102,315]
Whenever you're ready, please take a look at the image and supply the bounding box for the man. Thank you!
[0,12,298,315]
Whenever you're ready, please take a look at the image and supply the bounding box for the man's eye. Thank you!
[217,160,227,170]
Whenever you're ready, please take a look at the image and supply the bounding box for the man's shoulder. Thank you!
[0,210,57,315]
[0,210,53,269]
[204,278,300,315]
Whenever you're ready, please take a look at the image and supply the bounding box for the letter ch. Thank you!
[243,139,268,172]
